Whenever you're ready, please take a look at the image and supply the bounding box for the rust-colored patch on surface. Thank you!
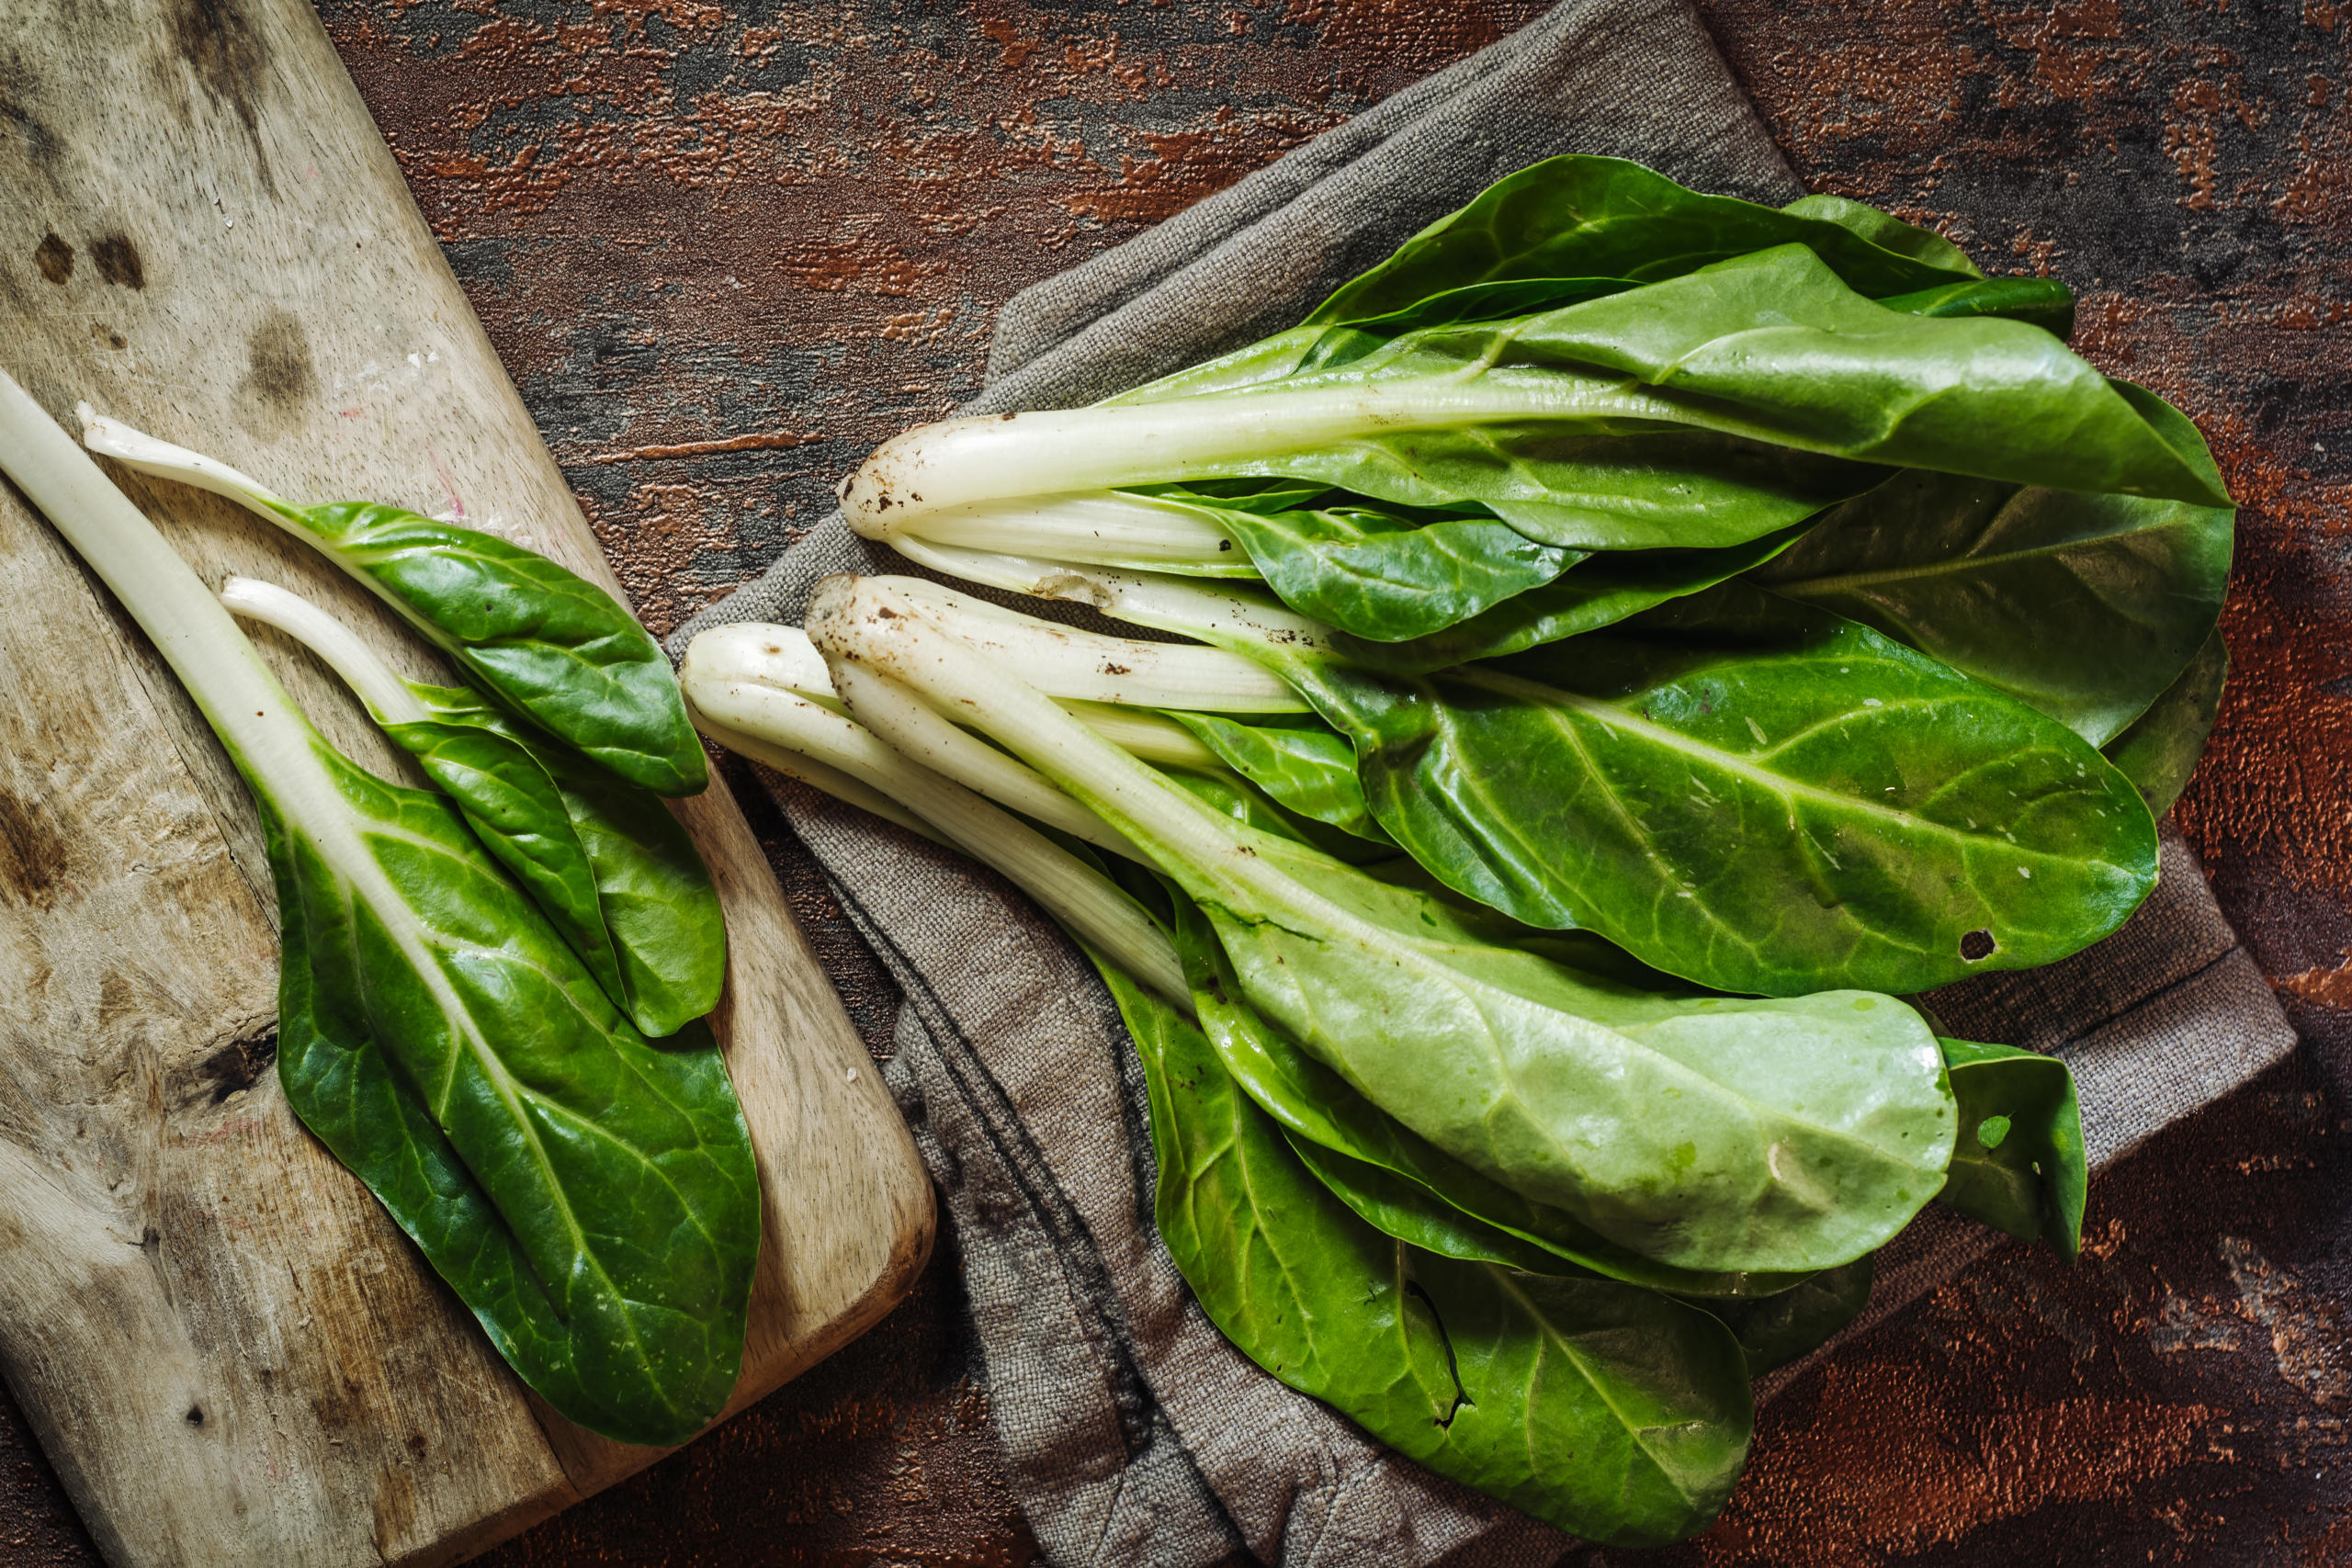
[1696,1371,2211,1563]
[319,0,1548,639]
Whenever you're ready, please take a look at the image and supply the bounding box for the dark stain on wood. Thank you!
[0,784,69,908]
[31,231,70,286]
[0,58,62,182]
[168,0,272,182]
[169,1026,278,1113]
[234,310,314,436]
[88,234,143,290]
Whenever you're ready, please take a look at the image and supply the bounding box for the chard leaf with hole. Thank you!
[810,576,1958,1274]
[1250,582,2163,998]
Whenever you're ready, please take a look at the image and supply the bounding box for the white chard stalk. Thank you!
[218,575,427,724]
[3,378,345,845]
[861,491,1243,572]
[872,536,1336,667]
[680,626,1186,1005]
[835,379,1646,532]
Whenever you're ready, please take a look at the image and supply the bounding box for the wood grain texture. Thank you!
[0,0,933,1562]
[6,0,2348,1564]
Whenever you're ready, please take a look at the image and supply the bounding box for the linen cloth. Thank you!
[673,3,2298,1560]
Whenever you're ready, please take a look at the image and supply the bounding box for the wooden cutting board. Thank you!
[0,0,934,1562]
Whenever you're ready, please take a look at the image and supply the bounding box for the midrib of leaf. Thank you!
[312,784,675,1408]
[1464,665,2134,874]
[367,829,726,1257]
[1768,517,2187,599]
[1421,682,1765,965]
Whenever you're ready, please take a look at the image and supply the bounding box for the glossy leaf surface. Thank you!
[1874,276,2075,339]
[1756,469,2233,745]
[1306,155,1978,328]
[1160,765,1392,865]
[1164,891,1806,1298]
[2103,625,2230,817]
[1163,710,1392,845]
[385,682,726,1038]
[1213,501,1582,640]
[1257,248,2233,536]
[808,572,1963,1275]
[1168,818,1955,1273]
[1937,1038,2087,1260]
[1334,522,1815,671]
[852,254,2223,558]
[281,501,707,795]
[1096,942,1755,1547]
[266,739,759,1446]
[1253,584,2160,998]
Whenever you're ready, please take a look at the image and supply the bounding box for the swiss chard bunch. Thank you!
[675,576,2088,1545]
[842,154,2233,1000]
[0,375,756,1448]
[670,155,2209,1544]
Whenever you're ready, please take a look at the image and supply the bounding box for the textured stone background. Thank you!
[6,1,2352,1563]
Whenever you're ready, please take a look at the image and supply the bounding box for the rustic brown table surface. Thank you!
[5,2,2348,1564]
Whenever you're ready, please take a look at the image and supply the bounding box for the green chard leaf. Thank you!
[1243,582,2160,998]
[1281,248,2228,528]
[390,684,727,1038]
[1331,521,1816,671]
[844,248,2224,564]
[1185,823,1958,1273]
[278,502,707,796]
[6,381,756,1453]
[1305,154,1979,328]
[1755,467,2233,746]
[1875,276,2076,339]
[1205,500,1585,641]
[1091,940,1755,1548]
[74,415,707,795]
[810,574,1957,1276]
[1159,764,1392,864]
[220,576,727,1039]
[1935,1038,2087,1259]
[1161,710,1394,846]
[266,741,760,1445]
[2102,625,2231,818]
[1163,888,1810,1299]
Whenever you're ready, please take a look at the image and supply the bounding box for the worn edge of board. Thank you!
[0,0,934,1562]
